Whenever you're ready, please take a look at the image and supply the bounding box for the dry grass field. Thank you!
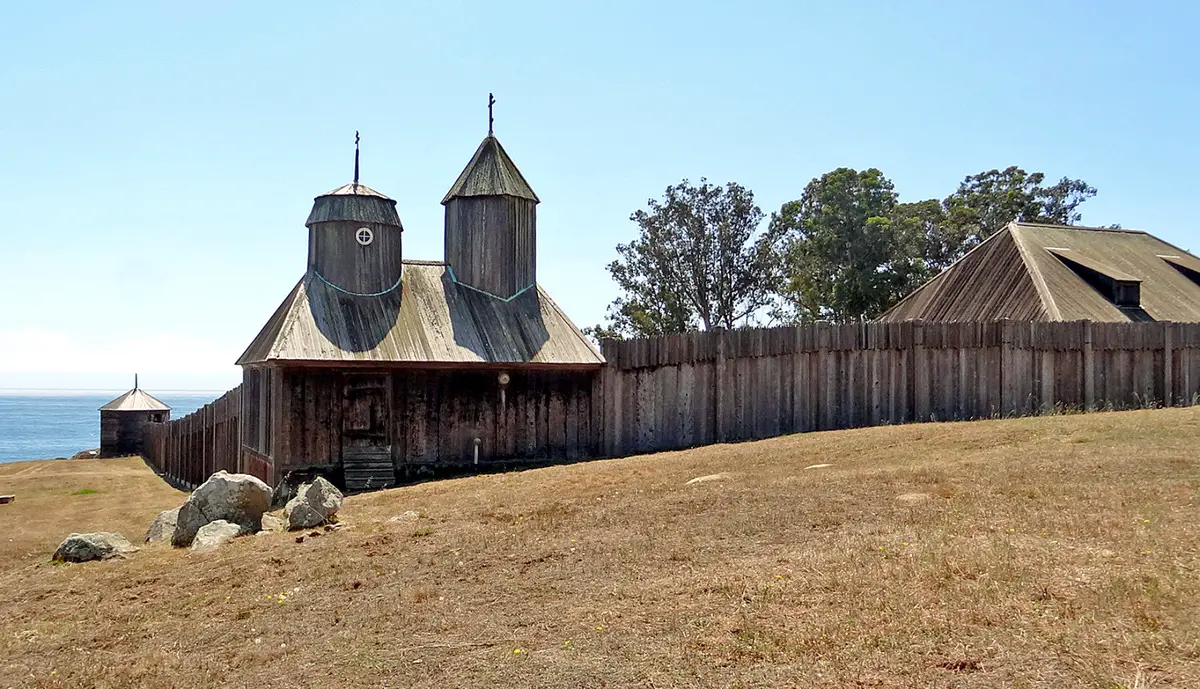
[0,409,1197,688]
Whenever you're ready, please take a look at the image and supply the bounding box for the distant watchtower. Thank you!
[442,94,540,300]
[307,133,405,296]
[99,376,170,457]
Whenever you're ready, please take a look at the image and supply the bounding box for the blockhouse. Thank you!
[99,377,170,457]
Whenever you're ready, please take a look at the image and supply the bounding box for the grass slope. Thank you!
[1,409,1198,688]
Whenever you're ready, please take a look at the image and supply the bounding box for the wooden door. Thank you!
[341,374,395,491]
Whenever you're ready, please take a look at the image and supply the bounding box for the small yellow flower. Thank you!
[1143,519,1150,523]
[596,625,604,630]
[50,671,57,676]
[513,648,522,654]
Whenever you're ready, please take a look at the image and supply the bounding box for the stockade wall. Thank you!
[139,321,1200,488]
[597,320,1200,456]
[143,385,243,490]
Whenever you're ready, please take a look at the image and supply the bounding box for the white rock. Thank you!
[53,532,138,562]
[171,471,273,547]
[190,520,244,552]
[284,477,344,530]
[260,513,286,533]
[804,463,833,470]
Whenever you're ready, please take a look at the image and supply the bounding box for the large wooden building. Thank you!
[237,129,603,490]
[880,222,1200,323]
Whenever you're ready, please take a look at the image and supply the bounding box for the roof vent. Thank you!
[1047,249,1150,320]
[1161,254,1200,289]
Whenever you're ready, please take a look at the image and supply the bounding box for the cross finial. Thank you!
[353,130,361,188]
[488,93,495,136]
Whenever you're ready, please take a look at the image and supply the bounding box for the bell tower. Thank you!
[442,95,540,300]
[307,133,404,296]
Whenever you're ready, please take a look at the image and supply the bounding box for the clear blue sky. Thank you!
[1,1,1197,391]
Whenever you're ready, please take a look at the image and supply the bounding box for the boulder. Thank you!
[170,471,273,547]
[284,477,344,530]
[145,508,180,543]
[190,520,244,553]
[53,532,138,562]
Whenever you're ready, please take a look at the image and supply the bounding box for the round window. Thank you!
[355,227,374,246]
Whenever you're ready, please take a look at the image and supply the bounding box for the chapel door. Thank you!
[341,374,396,491]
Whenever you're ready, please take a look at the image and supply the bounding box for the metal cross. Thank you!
[488,93,495,136]
[353,130,361,187]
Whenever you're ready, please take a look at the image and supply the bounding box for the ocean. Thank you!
[0,392,223,463]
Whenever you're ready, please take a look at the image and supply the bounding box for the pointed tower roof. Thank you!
[306,132,403,227]
[99,388,171,412]
[442,136,539,204]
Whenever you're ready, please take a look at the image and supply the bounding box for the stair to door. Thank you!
[342,445,396,492]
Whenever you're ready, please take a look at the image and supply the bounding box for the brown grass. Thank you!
[1,409,1198,688]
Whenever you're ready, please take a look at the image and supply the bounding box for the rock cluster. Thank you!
[171,471,273,547]
[54,472,346,561]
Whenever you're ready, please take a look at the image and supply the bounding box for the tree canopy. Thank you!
[591,166,1104,336]
[589,179,777,339]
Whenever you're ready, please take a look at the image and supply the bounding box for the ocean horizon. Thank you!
[0,391,225,463]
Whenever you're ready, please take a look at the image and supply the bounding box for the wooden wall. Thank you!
[445,195,536,299]
[597,321,1200,456]
[142,386,242,490]
[308,220,404,295]
[100,410,167,458]
[278,368,597,479]
[141,321,1200,492]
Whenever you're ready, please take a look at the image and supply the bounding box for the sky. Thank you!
[1,1,1198,392]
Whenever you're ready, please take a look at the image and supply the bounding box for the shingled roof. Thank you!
[237,261,602,366]
[306,181,402,227]
[879,223,1200,323]
[441,136,539,204]
[99,388,171,412]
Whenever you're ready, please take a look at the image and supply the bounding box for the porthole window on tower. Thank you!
[355,227,374,246]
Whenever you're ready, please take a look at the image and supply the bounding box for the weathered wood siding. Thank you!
[142,321,1200,492]
[308,220,404,295]
[142,386,242,489]
[599,321,1200,456]
[100,409,167,457]
[277,368,597,479]
[444,196,536,299]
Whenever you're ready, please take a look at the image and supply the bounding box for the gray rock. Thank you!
[284,477,344,530]
[190,520,244,552]
[170,471,272,547]
[145,508,180,543]
[53,532,138,562]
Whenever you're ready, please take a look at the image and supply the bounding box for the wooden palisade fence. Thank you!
[143,385,242,489]
[597,320,1200,455]
[142,321,1200,487]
